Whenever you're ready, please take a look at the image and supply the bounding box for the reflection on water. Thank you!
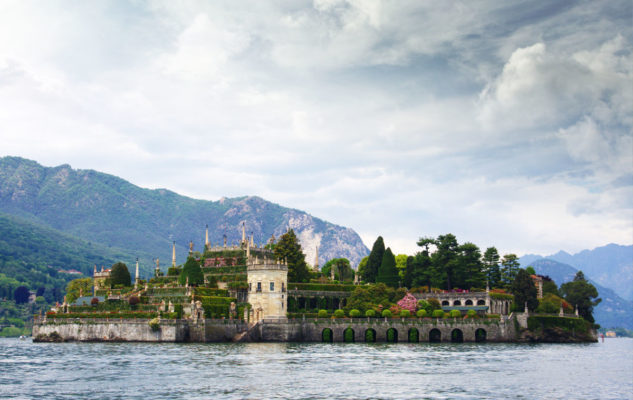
[1,339,632,399]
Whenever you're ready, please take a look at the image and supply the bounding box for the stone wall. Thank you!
[33,319,187,342]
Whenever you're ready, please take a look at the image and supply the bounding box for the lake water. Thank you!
[1,338,632,399]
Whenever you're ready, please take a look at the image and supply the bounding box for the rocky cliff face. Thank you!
[0,156,369,270]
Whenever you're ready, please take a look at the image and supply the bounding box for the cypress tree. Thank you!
[110,262,131,287]
[363,236,385,283]
[510,269,538,312]
[179,257,204,286]
[274,229,310,283]
[376,247,399,288]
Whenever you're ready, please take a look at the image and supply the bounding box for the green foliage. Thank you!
[381,309,392,318]
[317,309,328,318]
[376,248,399,288]
[490,292,514,300]
[321,258,354,282]
[450,309,461,318]
[356,256,369,282]
[344,328,354,342]
[363,237,385,283]
[432,309,444,318]
[386,328,397,343]
[527,315,591,334]
[349,309,361,317]
[542,279,560,297]
[399,309,411,318]
[416,309,427,317]
[65,278,93,303]
[482,247,501,288]
[467,309,477,318]
[427,298,441,311]
[13,286,30,304]
[274,230,310,283]
[174,304,183,318]
[501,254,520,288]
[457,242,485,289]
[0,326,25,337]
[560,271,601,324]
[148,317,160,331]
[365,309,376,317]
[365,329,376,342]
[167,267,180,276]
[525,266,536,275]
[178,257,204,286]
[334,309,345,318]
[344,283,398,313]
[431,234,459,290]
[288,283,356,292]
[110,262,131,287]
[536,293,572,314]
[510,269,538,312]
[128,295,140,306]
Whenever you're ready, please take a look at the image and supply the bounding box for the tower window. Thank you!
[249,283,252,292]
[282,282,285,292]
[270,282,275,291]
[257,282,261,292]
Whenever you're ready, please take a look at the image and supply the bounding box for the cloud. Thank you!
[0,0,631,258]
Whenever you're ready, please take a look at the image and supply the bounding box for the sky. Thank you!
[0,0,631,257]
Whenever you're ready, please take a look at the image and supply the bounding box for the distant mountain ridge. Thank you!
[520,244,633,301]
[0,156,369,273]
[522,258,633,330]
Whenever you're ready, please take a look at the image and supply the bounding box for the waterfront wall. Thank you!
[33,317,520,343]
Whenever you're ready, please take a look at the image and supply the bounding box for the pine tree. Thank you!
[363,237,385,283]
[376,247,399,288]
[274,229,310,283]
[482,247,501,287]
[501,254,520,288]
[560,271,601,323]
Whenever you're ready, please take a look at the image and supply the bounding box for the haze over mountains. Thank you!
[0,157,369,275]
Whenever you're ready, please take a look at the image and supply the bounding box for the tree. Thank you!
[65,278,93,303]
[110,262,131,287]
[178,256,204,286]
[542,276,560,296]
[322,258,353,281]
[363,237,385,283]
[560,271,601,324]
[431,234,459,290]
[356,256,369,281]
[510,269,538,312]
[500,254,520,288]
[274,229,310,283]
[482,247,501,288]
[457,242,485,289]
[395,254,408,279]
[376,247,399,288]
[13,286,30,304]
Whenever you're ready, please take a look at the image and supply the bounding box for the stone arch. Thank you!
[475,328,487,342]
[365,328,376,343]
[429,328,441,343]
[386,328,398,343]
[344,327,355,343]
[453,300,461,306]
[322,328,333,343]
[477,299,485,306]
[441,300,449,306]
[451,329,464,343]
[465,299,473,306]
[408,328,419,343]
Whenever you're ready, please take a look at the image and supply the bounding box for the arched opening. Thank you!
[453,300,461,306]
[309,297,317,311]
[322,328,333,343]
[344,327,355,343]
[451,329,464,343]
[365,328,376,343]
[386,328,398,343]
[465,299,473,306]
[429,328,441,343]
[477,299,485,306]
[441,300,449,306]
[475,328,487,343]
[408,328,419,343]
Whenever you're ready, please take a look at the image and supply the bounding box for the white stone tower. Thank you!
[247,256,288,322]
[172,241,176,267]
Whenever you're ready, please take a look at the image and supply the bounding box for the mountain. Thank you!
[0,156,369,274]
[0,212,140,302]
[525,259,633,330]
[520,244,633,301]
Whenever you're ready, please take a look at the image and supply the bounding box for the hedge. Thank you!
[490,293,514,300]
[400,310,411,318]
[416,310,427,318]
[449,310,461,318]
[47,311,159,319]
[365,310,376,318]
[318,310,328,318]
[382,310,392,318]
[288,283,357,292]
[349,309,361,318]
[432,310,445,318]
[527,315,590,333]
[334,309,345,318]
[194,287,229,297]
[201,266,247,274]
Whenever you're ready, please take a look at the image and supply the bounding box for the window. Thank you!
[257,282,262,292]
[281,282,285,292]
[249,283,252,292]
[270,282,275,291]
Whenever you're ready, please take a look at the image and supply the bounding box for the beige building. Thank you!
[247,256,288,322]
